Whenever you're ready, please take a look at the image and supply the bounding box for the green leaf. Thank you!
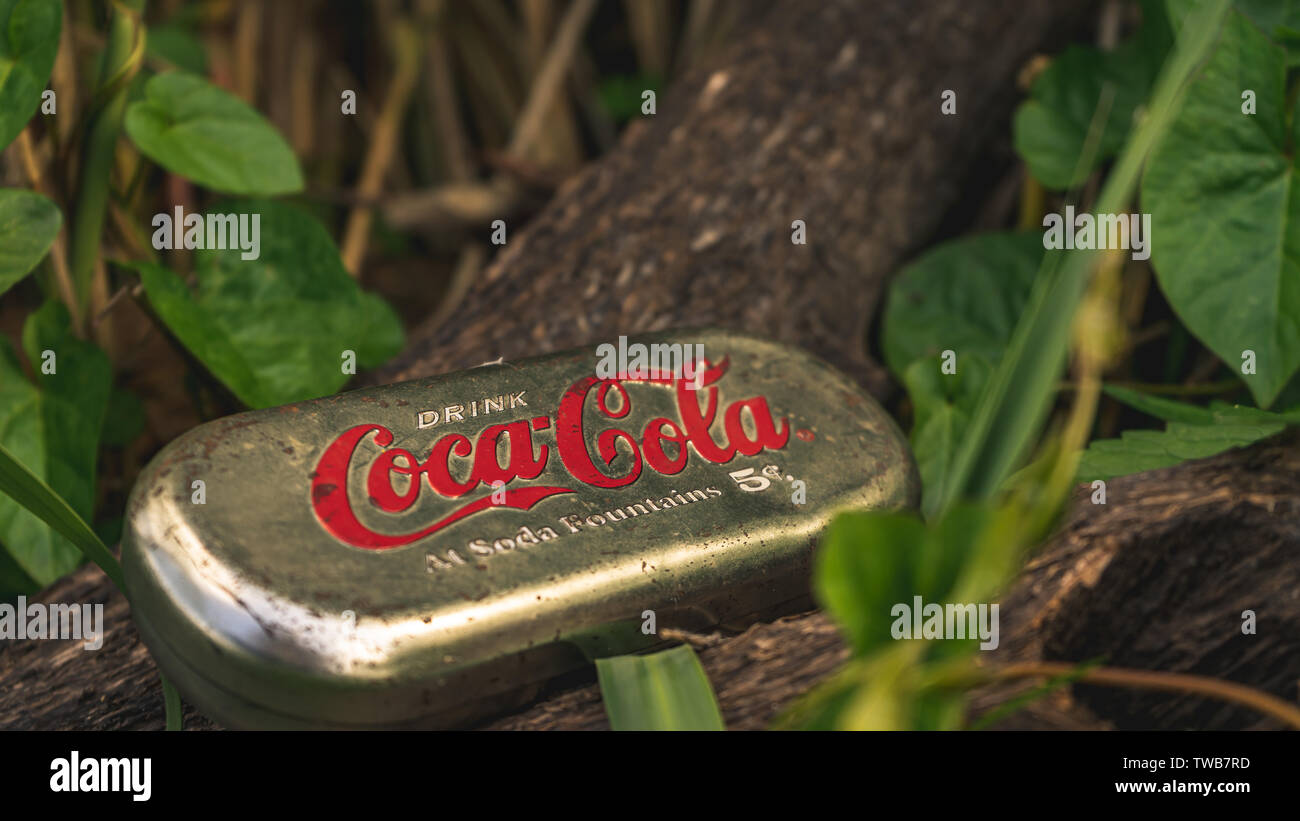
[814,505,990,658]
[1142,10,1300,407]
[1168,0,1300,48]
[1014,0,1173,188]
[0,188,59,296]
[125,72,303,195]
[1082,384,1297,480]
[101,387,146,447]
[146,23,207,76]
[1077,420,1284,481]
[0,301,112,586]
[882,232,1041,512]
[596,645,725,730]
[135,200,404,408]
[1103,383,1300,423]
[1102,384,1219,423]
[0,0,60,152]
[902,356,991,519]
[881,232,1044,376]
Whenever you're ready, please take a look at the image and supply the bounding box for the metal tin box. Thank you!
[123,329,917,728]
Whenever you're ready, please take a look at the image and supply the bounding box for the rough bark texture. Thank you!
[2,0,1203,731]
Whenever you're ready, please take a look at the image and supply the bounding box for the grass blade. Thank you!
[597,644,725,730]
[162,676,183,731]
[0,442,123,590]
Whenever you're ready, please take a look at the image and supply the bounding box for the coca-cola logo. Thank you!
[309,358,790,550]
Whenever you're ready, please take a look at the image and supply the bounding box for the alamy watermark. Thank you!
[151,205,261,261]
[0,596,104,651]
[50,751,150,801]
[891,595,999,650]
[594,336,706,389]
[1043,204,1151,261]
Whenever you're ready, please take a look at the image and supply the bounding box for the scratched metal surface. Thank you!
[122,328,917,728]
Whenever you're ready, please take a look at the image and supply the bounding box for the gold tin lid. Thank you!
[123,329,918,728]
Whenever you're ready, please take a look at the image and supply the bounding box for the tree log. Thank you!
[1,0,1114,730]
[487,432,1300,730]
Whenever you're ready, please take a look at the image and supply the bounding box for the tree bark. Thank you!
[1,0,1117,730]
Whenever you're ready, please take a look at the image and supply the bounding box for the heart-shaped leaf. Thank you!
[0,188,59,296]
[125,72,303,195]
[0,0,60,152]
[1142,10,1300,407]
[1014,0,1172,189]
[135,200,404,408]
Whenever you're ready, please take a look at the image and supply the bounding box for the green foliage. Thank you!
[0,441,122,591]
[146,22,207,75]
[596,644,725,730]
[1078,420,1284,481]
[0,189,60,297]
[882,232,1042,515]
[1014,0,1172,188]
[0,302,111,587]
[783,501,1031,730]
[938,0,1231,514]
[0,0,60,152]
[100,387,146,448]
[1142,10,1300,407]
[1077,384,1296,480]
[1167,0,1300,59]
[901,357,990,518]
[815,506,992,659]
[882,232,1044,375]
[1104,383,1300,424]
[125,72,304,196]
[136,200,404,408]
[790,0,1236,731]
[0,408,180,728]
[597,73,659,123]
[780,644,969,731]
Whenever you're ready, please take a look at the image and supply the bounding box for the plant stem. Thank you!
[1059,378,1242,397]
[16,128,79,328]
[68,0,146,328]
[162,676,183,731]
[989,662,1300,730]
[340,17,422,276]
